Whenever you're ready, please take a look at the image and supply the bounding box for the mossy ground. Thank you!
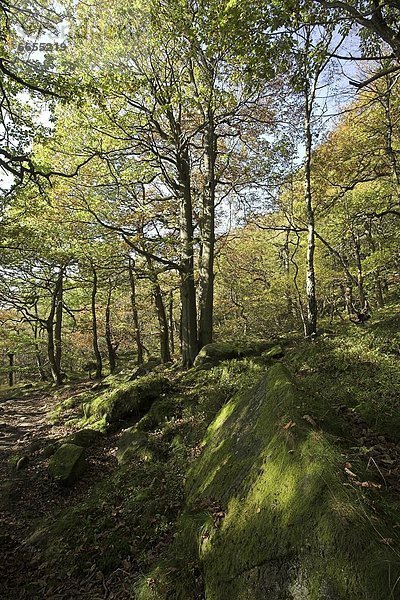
[3,307,400,599]
[25,361,263,597]
[285,302,400,441]
[134,309,400,600]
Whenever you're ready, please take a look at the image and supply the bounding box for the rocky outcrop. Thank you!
[116,429,154,464]
[82,373,168,426]
[146,364,399,600]
[65,428,103,448]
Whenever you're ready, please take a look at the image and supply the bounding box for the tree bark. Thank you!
[54,269,63,373]
[128,257,144,365]
[46,268,64,385]
[198,114,216,349]
[177,143,198,366]
[146,256,171,364]
[8,352,14,387]
[304,78,318,338]
[169,290,175,356]
[91,266,103,379]
[105,284,116,374]
[33,301,47,381]
[352,233,368,312]
[365,221,384,308]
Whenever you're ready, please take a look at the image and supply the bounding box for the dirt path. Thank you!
[0,388,60,455]
[0,385,118,600]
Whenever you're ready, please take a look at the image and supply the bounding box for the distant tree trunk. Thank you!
[33,302,47,381]
[128,257,144,365]
[91,266,102,379]
[198,115,216,349]
[146,256,171,364]
[8,352,14,387]
[352,233,368,312]
[46,269,64,385]
[105,284,117,374]
[169,290,175,356]
[365,220,384,308]
[178,143,198,366]
[54,269,63,374]
[304,76,317,338]
[344,281,354,317]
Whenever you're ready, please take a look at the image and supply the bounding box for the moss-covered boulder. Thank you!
[194,340,278,368]
[128,359,162,381]
[136,397,179,432]
[116,429,154,464]
[150,363,400,600]
[261,344,284,360]
[48,444,85,486]
[82,373,168,426]
[65,428,103,448]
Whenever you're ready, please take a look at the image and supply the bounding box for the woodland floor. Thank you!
[0,382,123,600]
[1,309,400,599]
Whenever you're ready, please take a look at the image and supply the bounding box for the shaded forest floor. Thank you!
[0,303,400,599]
[0,382,121,599]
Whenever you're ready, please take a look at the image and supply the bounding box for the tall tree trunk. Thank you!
[169,290,175,356]
[198,115,216,349]
[46,269,64,385]
[8,352,14,387]
[128,257,144,365]
[33,301,47,381]
[105,284,117,374]
[91,266,102,379]
[54,269,63,373]
[365,220,384,308]
[177,144,198,366]
[304,82,317,338]
[146,256,171,364]
[353,233,368,312]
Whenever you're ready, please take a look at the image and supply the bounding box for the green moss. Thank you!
[157,364,400,600]
[49,390,94,424]
[82,373,168,425]
[194,340,278,368]
[286,304,400,441]
[48,443,86,485]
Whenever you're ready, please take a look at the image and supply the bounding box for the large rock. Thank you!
[261,344,284,361]
[116,429,154,464]
[194,340,277,368]
[157,364,400,600]
[48,443,85,485]
[83,373,168,425]
[65,428,103,448]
